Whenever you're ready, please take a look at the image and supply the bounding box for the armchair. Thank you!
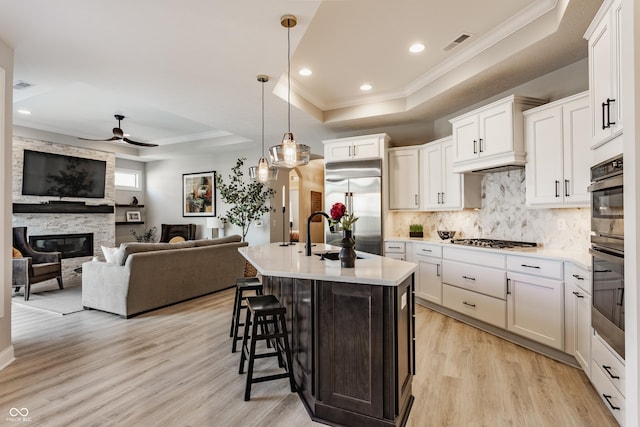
[159,224,197,242]
[12,226,63,301]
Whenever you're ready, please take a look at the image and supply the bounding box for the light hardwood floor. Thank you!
[2,287,618,427]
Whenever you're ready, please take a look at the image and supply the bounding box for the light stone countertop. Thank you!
[385,236,591,271]
[239,243,417,287]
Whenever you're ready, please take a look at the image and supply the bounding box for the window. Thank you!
[115,168,141,190]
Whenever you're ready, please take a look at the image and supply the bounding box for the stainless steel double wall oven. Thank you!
[588,155,624,359]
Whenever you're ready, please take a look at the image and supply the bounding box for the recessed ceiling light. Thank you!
[360,84,372,91]
[409,43,425,53]
[299,68,312,76]
[17,109,31,115]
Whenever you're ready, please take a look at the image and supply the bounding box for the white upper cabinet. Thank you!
[584,0,623,149]
[422,136,481,211]
[450,95,545,173]
[388,147,420,210]
[524,92,590,208]
[323,133,389,162]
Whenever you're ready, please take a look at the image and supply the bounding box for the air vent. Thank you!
[443,33,471,51]
[13,80,33,90]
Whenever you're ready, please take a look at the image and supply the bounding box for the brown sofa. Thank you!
[82,235,247,318]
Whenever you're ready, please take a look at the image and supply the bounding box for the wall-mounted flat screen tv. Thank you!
[22,149,107,198]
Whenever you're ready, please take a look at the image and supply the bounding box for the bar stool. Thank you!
[239,295,296,401]
[230,277,263,353]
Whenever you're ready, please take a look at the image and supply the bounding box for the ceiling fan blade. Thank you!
[123,137,158,147]
[78,136,122,142]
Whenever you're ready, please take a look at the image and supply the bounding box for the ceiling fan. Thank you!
[78,114,158,147]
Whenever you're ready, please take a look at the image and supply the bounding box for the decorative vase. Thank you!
[339,229,356,268]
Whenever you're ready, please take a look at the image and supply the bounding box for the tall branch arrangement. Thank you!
[215,158,276,241]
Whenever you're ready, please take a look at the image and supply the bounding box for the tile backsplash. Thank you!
[389,169,590,252]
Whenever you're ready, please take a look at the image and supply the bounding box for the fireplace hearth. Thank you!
[29,233,94,259]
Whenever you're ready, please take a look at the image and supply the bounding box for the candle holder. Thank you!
[280,206,289,247]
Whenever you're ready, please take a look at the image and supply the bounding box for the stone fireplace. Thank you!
[12,136,116,283]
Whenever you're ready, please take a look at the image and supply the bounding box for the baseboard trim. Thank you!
[0,344,15,371]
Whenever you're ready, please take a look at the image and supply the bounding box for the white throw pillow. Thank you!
[101,245,120,263]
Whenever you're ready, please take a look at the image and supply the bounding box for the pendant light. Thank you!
[269,14,310,168]
[249,75,279,182]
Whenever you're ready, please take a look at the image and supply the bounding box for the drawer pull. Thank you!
[389,246,401,249]
[572,274,584,280]
[462,275,476,281]
[602,365,620,379]
[421,249,432,252]
[462,301,476,308]
[521,264,541,269]
[572,291,584,299]
[602,394,621,411]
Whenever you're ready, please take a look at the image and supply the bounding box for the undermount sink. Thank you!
[314,252,363,261]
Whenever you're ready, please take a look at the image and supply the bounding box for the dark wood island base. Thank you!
[263,274,415,427]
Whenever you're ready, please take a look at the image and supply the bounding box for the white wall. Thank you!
[145,148,278,245]
[0,36,13,370]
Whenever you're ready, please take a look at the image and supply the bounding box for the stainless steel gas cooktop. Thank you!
[450,238,537,249]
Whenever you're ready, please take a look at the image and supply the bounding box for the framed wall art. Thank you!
[183,171,216,217]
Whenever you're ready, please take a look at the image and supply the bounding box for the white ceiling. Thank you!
[0,0,601,161]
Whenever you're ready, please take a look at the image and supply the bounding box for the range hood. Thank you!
[468,163,525,174]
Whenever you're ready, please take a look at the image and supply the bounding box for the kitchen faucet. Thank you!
[306,211,330,256]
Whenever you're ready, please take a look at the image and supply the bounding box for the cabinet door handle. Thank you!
[521,264,540,269]
[348,146,352,157]
[602,394,621,411]
[479,138,483,153]
[414,194,419,206]
[564,179,570,197]
[353,145,357,157]
[572,274,584,280]
[555,180,560,198]
[601,101,607,130]
[462,275,476,281]
[602,365,620,379]
[473,139,477,154]
[605,98,616,128]
[572,291,584,299]
[462,301,476,308]
[506,278,511,295]
[441,192,445,204]
[436,264,441,277]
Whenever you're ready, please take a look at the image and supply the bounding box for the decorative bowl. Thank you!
[437,230,456,240]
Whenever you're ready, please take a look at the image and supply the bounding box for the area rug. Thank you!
[12,285,84,315]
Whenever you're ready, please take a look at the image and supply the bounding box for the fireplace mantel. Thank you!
[13,203,114,214]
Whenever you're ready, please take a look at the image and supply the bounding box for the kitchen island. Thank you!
[238,243,417,427]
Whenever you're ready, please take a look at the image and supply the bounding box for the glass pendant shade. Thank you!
[256,156,270,182]
[270,132,310,168]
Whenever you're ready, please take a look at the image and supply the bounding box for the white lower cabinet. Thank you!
[442,247,507,328]
[414,243,442,304]
[384,241,406,260]
[591,332,625,425]
[506,255,564,350]
[564,262,592,375]
[443,284,506,328]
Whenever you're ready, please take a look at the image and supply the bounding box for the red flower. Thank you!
[330,202,346,221]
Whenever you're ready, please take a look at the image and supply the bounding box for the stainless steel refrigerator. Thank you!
[325,159,383,255]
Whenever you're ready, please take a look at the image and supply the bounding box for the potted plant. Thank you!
[409,224,423,238]
[215,158,276,242]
